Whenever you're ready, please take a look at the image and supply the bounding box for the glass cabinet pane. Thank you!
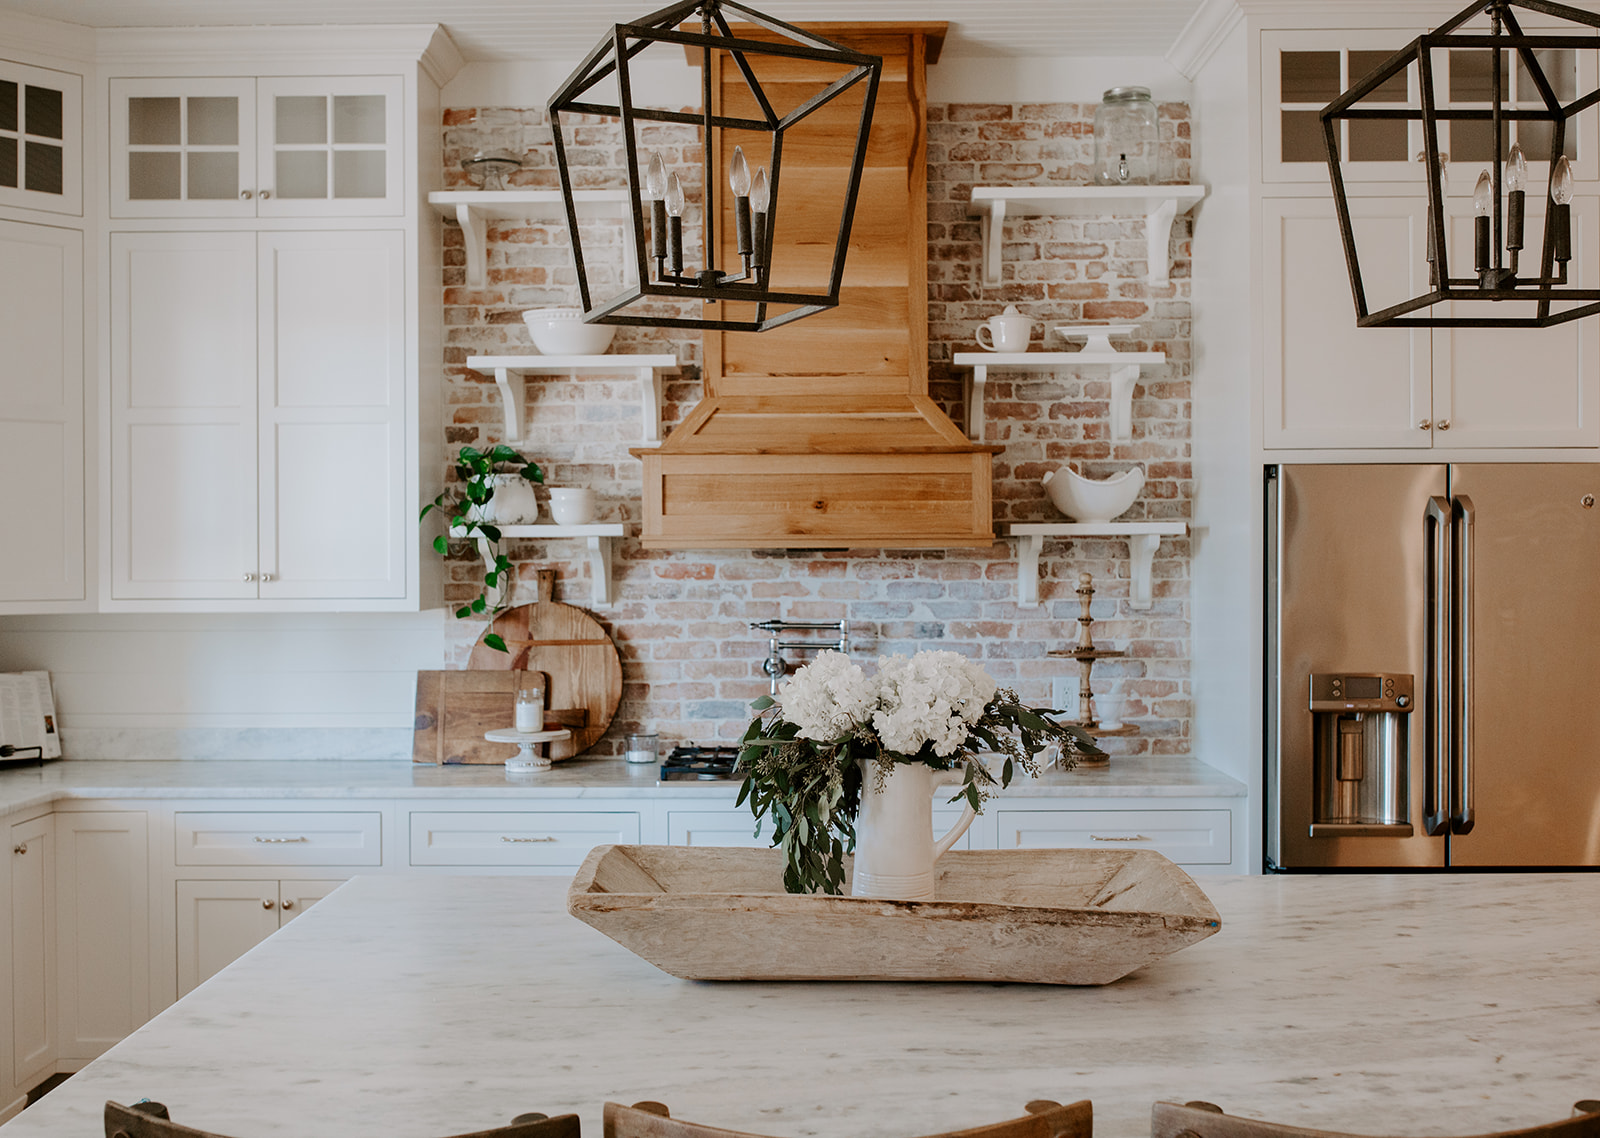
[1515,49,1575,102]
[0,137,15,188]
[187,97,238,146]
[1282,111,1331,162]
[276,151,327,198]
[128,151,180,199]
[23,85,60,139]
[276,96,326,145]
[1348,51,1408,101]
[1283,51,1341,102]
[129,97,180,146]
[1349,119,1408,162]
[24,141,61,194]
[333,95,384,144]
[333,150,383,197]
[187,151,238,199]
[0,80,15,132]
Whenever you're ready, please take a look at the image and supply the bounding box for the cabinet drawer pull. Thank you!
[254,836,309,844]
[1090,834,1153,843]
[501,835,558,843]
[281,899,295,911]
[262,899,276,910]
[13,843,25,855]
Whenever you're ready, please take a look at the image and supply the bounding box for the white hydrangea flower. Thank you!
[869,650,997,757]
[775,650,874,741]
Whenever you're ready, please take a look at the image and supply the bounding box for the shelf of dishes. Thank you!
[1009,522,1189,610]
[451,522,626,608]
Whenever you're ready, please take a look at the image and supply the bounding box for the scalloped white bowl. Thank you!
[1041,465,1144,523]
[522,307,615,355]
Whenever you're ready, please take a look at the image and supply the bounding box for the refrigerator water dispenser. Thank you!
[1308,673,1415,837]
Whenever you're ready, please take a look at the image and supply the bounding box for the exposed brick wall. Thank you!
[439,101,1193,758]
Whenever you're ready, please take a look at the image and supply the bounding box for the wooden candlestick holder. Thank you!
[1047,572,1138,748]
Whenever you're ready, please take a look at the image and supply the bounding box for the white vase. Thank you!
[850,760,977,901]
[475,473,538,524]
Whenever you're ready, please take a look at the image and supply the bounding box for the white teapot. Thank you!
[975,304,1033,352]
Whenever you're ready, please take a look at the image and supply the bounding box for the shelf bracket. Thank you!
[1016,533,1044,607]
[964,363,989,441]
[1146,196,1178,286]
[456,202,489,290]
[979,198,1008,286]
[639,366,664,447]
[1127,533,1161,610]
[465,529,622,608]
[1110,364,1140,443]
[586,535,617,606]
[491,367,522,442]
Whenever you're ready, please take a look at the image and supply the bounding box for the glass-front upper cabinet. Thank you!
[111,75,403,218]
[0,57,82,216]
[1262,28,1598,185]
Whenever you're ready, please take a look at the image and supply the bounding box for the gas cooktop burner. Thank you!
[660,744,743,781]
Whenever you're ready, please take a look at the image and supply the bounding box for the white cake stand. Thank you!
[484,728,572,773]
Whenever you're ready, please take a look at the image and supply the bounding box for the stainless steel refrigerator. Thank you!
[1267,463,1600,870]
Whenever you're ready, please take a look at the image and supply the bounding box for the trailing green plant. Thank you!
[419,444,543,653]
[736,649,1105,895]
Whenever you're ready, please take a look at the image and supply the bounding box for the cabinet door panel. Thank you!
[1435,198,1600,447]
[995,808,1232,865]
[1263,197,1432,448]
[255,77,404,217]
[55,812,149,1060]
[0,58,82,215]
[278,879,344,923]
[9,814,55,1089]
[110,78,256,218]
[0,221,82,603]
[257,231,405,600]
[110,233,258,599]
[174,880,280,997]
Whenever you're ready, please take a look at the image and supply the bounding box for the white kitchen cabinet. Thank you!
[995,807,1233,866]
[664,805,973,851]
[53,811,149,1063]
[8,812,54,1094]
[408,810,642,872]
[173,810,383,868]
[1262,195,1600,449]
[108,228,408,604]
[174,877,341,997]
[0,57,82,216]
[110,75,404,219]
[0,219,83,608]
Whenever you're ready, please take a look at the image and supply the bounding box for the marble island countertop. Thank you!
[2,871,1596,1138]
[0,755,1245,817]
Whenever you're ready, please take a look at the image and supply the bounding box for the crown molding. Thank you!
[419,25,466,90]
[0,9,95,65]
[93,23,451,69]
[1166,0,1243,80]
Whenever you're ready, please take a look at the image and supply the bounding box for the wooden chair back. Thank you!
[604,1098,1092,1138]
[1153,1099,1600,1138]
[106,1101,582,1138]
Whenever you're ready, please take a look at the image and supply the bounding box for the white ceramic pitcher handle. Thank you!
[976,325,994,350]
[933,800,978,861]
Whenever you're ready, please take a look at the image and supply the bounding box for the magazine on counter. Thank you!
[0,671,61,759]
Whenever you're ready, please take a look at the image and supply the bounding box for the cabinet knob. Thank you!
[260,572,274,582]
[240,190,253,200]
[281,899,295,911]
[1436,419,1451,431]
[259,189,272,200]
[244,573,256,582]
[262,899,276,910]
[1418,419,1432,430]
[12,843,25,855]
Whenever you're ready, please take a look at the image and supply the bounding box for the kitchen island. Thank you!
[1,870,1595,1138]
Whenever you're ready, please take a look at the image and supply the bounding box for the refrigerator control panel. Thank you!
[1309,672,1413,713]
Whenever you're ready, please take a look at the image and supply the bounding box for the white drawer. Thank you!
[174,812,383,867]
[667,807,973,850]
[995,808,1232,865]
[409,811,641,867]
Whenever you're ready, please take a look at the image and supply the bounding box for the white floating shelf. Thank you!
[953,351,1164,442]
[1008,522,1188,611]
[452,523,627,608]
[429,189,631,288]
[967,185,1207,286]
[466,354,679,446]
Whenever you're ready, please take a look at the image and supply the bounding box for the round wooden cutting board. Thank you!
[468,577,622,761]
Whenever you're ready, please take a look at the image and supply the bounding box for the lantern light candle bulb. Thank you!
[1473,168,1493,279]
[1553,154,1574,264]
[730,145,754,264]
[645,153,668,271]
[750,166,770,269]
[665,171,685,276]
[1506,143,1527,252]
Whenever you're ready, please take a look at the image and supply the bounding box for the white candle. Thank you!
[515,689,543,733]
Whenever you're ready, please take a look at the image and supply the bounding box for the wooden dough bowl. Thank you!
[568,845,1222,985]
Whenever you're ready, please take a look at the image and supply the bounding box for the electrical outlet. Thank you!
[1050,676,1080,718]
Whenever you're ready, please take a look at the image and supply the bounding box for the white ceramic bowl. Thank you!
[546,486,597,526]
[521,307,615,355]
[1041,465,1144,523]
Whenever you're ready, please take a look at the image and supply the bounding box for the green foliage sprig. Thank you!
[419,444,543,653]
[736,687,1105,895]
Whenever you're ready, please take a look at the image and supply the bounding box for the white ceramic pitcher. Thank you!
[850,760,977,901]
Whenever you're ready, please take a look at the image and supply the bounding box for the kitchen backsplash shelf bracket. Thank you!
[1008,522,1188,610]
[953,351,1163,442]
[967,185,1207,287]
[430,189,631,289]
[466,354,679,446]
[451,523,626,607]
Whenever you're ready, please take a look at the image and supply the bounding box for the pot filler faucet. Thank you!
[749,619,849,695]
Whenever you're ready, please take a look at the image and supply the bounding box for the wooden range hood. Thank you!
[632,23,998,550]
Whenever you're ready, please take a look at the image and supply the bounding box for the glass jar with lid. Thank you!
[1093,87,1160,185]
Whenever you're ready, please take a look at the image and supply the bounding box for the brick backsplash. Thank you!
[439,102,1192,759]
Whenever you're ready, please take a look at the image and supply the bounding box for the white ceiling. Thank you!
[0,0,1215,61]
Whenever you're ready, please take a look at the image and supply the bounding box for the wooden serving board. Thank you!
[567,845,1222,985]
[412,670,586,765]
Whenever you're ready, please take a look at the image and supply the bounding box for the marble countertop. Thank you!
[0,756,1245,817]
[3,871,1596,1138]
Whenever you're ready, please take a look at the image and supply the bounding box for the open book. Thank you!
[0,671,61,760]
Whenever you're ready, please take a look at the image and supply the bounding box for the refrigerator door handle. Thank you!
[1451,494,1475,835]
[1424,495,1452,836]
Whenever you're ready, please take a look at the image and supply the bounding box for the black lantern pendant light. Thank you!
[1322,0,1600,328]
[547,0,882,332]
